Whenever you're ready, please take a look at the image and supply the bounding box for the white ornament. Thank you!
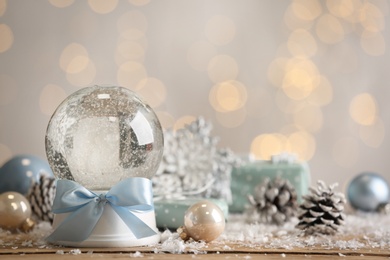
[183,200,225,242]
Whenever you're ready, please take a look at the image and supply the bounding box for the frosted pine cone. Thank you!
[296,180,346,235]
[246,177,298,225]
[27,175,56,223]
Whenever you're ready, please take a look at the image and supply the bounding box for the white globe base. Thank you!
[50,204,160,247]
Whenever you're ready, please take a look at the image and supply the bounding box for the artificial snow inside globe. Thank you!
[45,85,163,247]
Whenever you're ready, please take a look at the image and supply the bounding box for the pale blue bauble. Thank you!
[0,155,54,195]
[347,172,390,212]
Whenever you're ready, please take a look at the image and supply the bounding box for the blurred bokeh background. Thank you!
[0,0,389,190]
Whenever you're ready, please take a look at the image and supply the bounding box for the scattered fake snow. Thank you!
[2,212,390,253]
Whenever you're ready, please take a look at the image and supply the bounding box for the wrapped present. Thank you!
[230,154,310,213]
[154,198,229,229]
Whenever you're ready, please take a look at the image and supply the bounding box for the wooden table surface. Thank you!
[1,213,389,259]
[1,232,389,260]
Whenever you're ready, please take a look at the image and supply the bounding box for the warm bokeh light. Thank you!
[135,77,167,108]
[267,57,289,88]
[316,14,344,44]
[287,29,317,57]
[49,0,74,8]
[66,56,90,74]
[117,61,147,89]
[250,134,287,160]
[128,0,150,6]
[0,24,13,53]
[215,107,247,128]
[39,84,67,116]
[0,0,389,194]
[307,76,333,106]
[284,5,314,31]
[359,2,385,33]
[205,15,236,46]
[88,0,118,14]
[283,68,315,100]
[187,41,217,71]
[0,0,6,16]
[174,115,196,131]
[359,117,385,148]
[116,40,145,65]
[326,0,354,18]
[209,80,247,112]
[117,11,148,40]
[207,55,239,83]
[66,60,97,87]
[155,111,175,129]
[360,30,386,56]
[332,137,359,168]
[0,74,18,106]
[291,0,322,21]
[293,105,323,133]
[286,131,316,161]
[349,93,377,126]
[282,58,320,100]
[59,43,89,73]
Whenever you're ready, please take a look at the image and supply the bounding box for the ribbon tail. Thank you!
[47,201,103,243]
[112,205,157,239]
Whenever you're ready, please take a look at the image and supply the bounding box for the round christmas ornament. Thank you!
[0,191,35,232]
[297,180,346,236]
[179,200,225,242]
[347,172,390,212]
[45,85,164,247]
[245,177,298,225]
[0,155,53,195]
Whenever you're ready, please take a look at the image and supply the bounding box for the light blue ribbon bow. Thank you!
[46,177,157,243]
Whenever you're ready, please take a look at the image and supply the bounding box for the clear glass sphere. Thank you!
[45,86,164,190]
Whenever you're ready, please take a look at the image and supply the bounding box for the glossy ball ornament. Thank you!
[0,155,54,195]
[183,200,225,242]
[347,172,390,212]
[0,192,32,230]
[45,85,164,190]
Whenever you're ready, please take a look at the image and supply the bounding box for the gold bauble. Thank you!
[0,192,32,230]
[184,200,225,242]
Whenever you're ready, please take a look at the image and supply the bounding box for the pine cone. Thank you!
[245,177,298,225]
[27,175,56,223]
[296,180,346,235]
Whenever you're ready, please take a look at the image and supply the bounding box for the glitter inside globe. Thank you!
[45,86,164,191]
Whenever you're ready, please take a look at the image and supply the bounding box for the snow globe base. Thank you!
[51,204,160,247]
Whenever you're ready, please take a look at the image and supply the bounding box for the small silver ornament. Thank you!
[347,172,390,212]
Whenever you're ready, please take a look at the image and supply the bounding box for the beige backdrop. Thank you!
[0,0,389,191]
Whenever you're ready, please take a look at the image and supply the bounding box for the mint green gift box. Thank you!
[230,160,310,213]
[154,198,229,229]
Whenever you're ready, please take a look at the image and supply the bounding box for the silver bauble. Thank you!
[347,172,390,212]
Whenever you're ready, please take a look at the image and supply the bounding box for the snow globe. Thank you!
[45,85,163,247]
